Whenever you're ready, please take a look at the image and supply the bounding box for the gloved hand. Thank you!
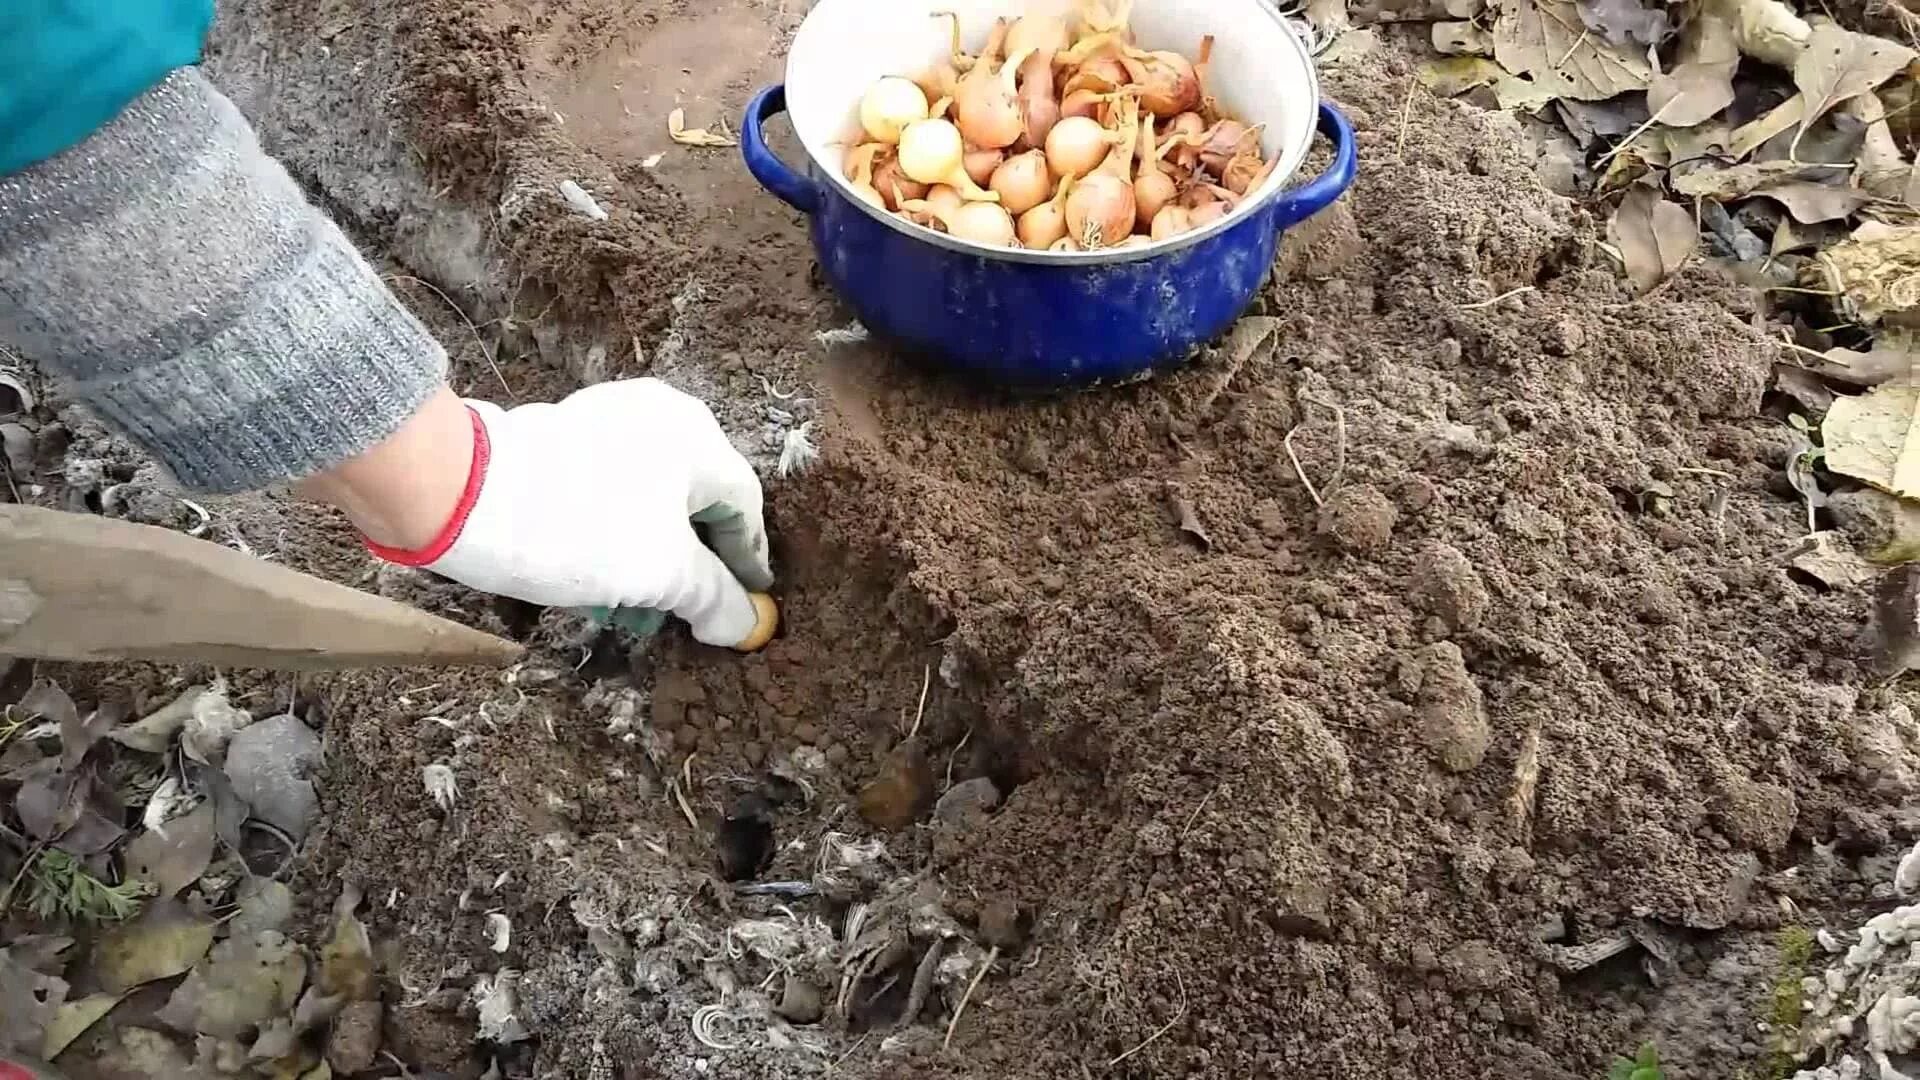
[365,378,776,649]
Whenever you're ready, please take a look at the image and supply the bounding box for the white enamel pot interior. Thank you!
[781,0,1323,264]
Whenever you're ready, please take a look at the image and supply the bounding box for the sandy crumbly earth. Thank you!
[31,0,1916,1077]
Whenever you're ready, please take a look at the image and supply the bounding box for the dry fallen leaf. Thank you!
[1431,20,1492,53]
[1493,75,1557,111]
[123,802,217,898]
[668,108,738,148]
[110,684,211,754]
[90,897,217,994]
[1493,0,1652,100]
[230,878,297,940]
[41,991,125,1060]
[1814,220,1920,324]
[1790,531,1881,588]
[1572,0,1667,46]
[1648,61,1738,127]
[1417,56,1508,95]
[1608,186,1698,291]
[154,930,307,1039]
[0,946,69,1055]
[1719,0,1810,67]
[1730,94,1806,159]
[1752,180,1868,223]
[1825,380,1920,496]
[1672,159,1827,199]
[1793,25,1917,150]
[317,886,377,1002]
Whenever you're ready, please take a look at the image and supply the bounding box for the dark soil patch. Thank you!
[57,2,1906,1078]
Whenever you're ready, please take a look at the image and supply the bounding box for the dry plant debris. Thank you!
[0,676,385,1075]
[1375,0,1920,655]
[669,107,739,148]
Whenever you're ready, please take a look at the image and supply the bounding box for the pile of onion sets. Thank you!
[842,1,1273,252]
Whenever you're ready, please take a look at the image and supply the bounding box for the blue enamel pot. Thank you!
[741,0,1357,387]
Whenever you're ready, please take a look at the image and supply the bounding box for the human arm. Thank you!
[0,30,774,646]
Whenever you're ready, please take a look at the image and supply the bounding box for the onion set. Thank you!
[840,2,1268,250]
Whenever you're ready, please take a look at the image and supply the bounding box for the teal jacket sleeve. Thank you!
[0,1,213,176]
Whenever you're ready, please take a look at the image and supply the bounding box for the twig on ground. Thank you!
[384,274,515,401]
[1106,968,1189,1067]
[1283,391,1348,508]
[1178,786,1219,840]
[945,945,1000,1051]
[905,665,932,740]
[826,1034,869,1075]
[1676,466,1734,479]
[1459,286,1535,310]
[944,728,975,791]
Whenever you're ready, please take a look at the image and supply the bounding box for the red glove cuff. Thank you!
[362,405,492,567]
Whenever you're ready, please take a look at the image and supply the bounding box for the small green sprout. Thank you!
[18,848,150,926]
[1607,1042,1664,1080]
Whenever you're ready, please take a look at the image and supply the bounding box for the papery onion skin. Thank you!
[1134,170,1176,231]
[948,202,1018,246]
[1006,14,1070,59]
[1165,111,1206,170]
[1045,115,1108,179]
[1064,171,1135,250]
[955,46,1033,150]
[1017,203,1067,248]
[1018,50,1061,149]
[860,77,930,143]
[1132,50,1199,117]
[924,185,965,219]
[964,147,1006,185]
[1060,89,1105,121]
[872,157,929,209]
[1198,119,1251,174]
[990,150,1052,215]
[1149,204,1191,240]
[898,118,1001,200]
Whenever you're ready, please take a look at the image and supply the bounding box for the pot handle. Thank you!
[741,85,821,216]
[1270,103,1358,226]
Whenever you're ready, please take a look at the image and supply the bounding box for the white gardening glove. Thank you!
[372,379,776,649]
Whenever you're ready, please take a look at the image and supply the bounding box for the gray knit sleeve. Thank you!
[0,68,448,494]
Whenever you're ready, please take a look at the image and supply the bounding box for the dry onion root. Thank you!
[846,6,1265,249]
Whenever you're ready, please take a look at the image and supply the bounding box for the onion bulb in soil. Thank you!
[1132,113,1177,231]
[861,77,929,143]
[897,118,1001,201]
[955,46,1035,150]
[1064,96,1139,249]
[991,150,1052,215]
[902,197,1017,246]
[964,147,1005,186]
[1045,115,1109,180]
[1016,174,1073,249]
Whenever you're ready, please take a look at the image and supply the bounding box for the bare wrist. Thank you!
[296,384,477,552]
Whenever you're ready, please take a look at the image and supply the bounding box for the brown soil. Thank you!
[39,0,1910,1077]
